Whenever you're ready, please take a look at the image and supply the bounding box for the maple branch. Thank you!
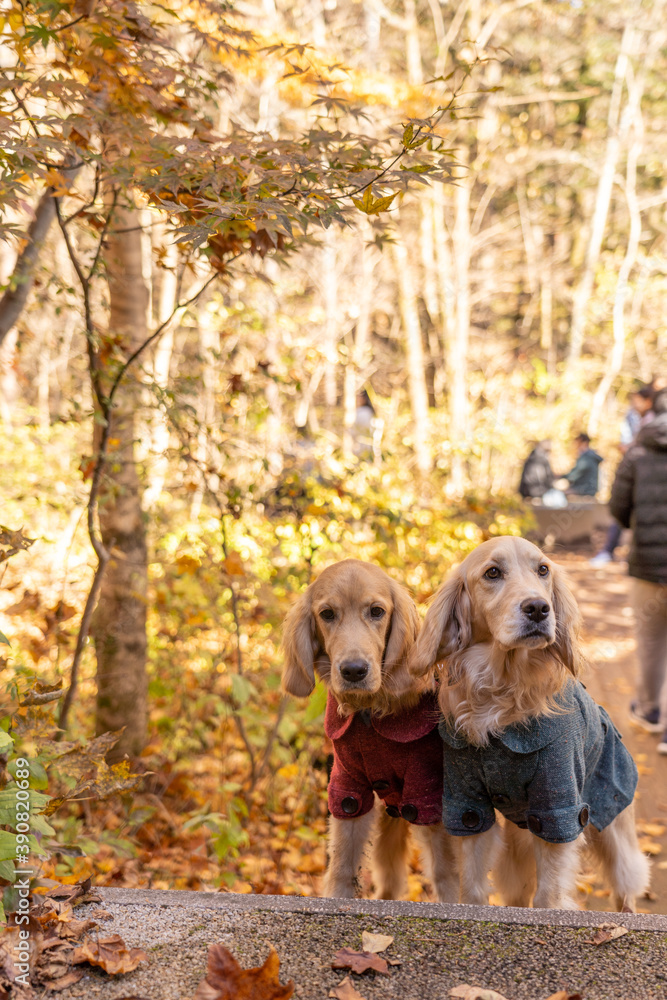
[0,162,82,346]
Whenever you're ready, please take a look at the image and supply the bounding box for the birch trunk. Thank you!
[393,214,432,475]
[566,24,638,371]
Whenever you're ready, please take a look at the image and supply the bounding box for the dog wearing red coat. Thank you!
[281,559,457,902]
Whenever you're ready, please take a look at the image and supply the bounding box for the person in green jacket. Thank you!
[563,433,603,497]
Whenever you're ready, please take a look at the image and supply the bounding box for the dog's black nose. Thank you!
[521,598,550,623]
[340,660,369,683]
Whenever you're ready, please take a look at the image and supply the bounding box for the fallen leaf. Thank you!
[638,837,662,856]
[544,993,583,1000]
[590,923,629,946]
[72,934,147,974]
[42,968,84,991]
[361,931,394,954]
[329,977,367,1000]
[449,987,511,1000]
[636,821,666,837]
[194,944,294,1000]
[331,948,390,975]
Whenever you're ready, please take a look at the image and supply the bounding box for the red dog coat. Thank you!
[325,690,443,825]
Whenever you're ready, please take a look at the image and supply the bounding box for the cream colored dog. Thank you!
[410,536,650,911]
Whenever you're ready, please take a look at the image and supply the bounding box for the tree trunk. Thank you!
[393,213,432,475]
[321,231,339,431]
[448,146,472,494]
[91,202,149,760]
[144,223,178,508]
[566,24,637,371]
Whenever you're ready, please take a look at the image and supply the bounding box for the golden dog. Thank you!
[410,536,650,911]
[282,559,457,902]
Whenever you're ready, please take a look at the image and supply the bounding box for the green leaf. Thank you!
[0,831,41,862]
[0,632,10,646]
[0,861,15,883]
[303,681,327,724]
[0,732,13,750]
[230,674,255,707]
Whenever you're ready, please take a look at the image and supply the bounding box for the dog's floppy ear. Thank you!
[281,590,318,696]
[550,564,583,676]
[409,572,472,676]
[383,579,420,671]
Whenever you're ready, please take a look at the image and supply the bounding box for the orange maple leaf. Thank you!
[194,944,294,1000]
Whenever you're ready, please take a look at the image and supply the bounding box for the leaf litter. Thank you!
[0,879,146,997]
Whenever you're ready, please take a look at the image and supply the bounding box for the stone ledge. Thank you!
[96,886,667,933]
[53,889,667,1000]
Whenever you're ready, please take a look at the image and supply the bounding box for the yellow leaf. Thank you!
[368,192,397,214]
[638,837,662,856]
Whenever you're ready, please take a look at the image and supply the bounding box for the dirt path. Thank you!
[555,553,667,914]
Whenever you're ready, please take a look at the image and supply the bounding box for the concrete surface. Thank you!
[59,889,667,1000]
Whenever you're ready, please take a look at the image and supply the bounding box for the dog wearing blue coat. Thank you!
[409,536,650,911]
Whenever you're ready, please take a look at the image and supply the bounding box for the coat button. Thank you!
[401,804,418,823]
[372,780,390,792]
[385,805,400,818]
[527,814,542,834]
[341,797,359,815]
[579,806,589,827]
[462,809,480,829]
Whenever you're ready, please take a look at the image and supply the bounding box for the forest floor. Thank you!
[554,550,667,914]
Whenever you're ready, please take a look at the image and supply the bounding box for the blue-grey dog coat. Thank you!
[439,680,638,843]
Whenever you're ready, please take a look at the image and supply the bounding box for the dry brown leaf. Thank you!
[194,944,294,1000]
[590,923,629,946]
[41,968,84,991]
[329,976,367,1000]
[449,986,512,1000]
[544,992,583,1000]
[331,948,390,976]
[360,931,393,954]
[72,934,147,974]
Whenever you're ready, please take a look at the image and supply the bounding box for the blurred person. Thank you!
[591,385,654,567]
[560,432,603,498]
[609,387,667,755]
[518,439,555,500]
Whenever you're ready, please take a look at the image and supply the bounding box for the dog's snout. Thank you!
[520,598,550,623]
[339,660,369,683]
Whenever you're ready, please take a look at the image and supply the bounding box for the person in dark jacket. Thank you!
[563,433,603,496]
[610,387,667,755]
[518,440,555,499]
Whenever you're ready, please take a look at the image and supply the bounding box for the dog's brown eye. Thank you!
[370,606,386,619]
[538,564,550,577]
[484,567,501,580]
[319,608,335,621]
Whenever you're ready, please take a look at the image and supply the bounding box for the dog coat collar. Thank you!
[439,696,574,752]
[325,690,440,742]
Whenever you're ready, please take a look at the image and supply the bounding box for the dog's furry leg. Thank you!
[532,838,580,909]
[324,811,376,898]
[413,822,459,903]
[459,826,501,905]
[371,809,410,900]
[494,821,536,907]
[585,806,650,913]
